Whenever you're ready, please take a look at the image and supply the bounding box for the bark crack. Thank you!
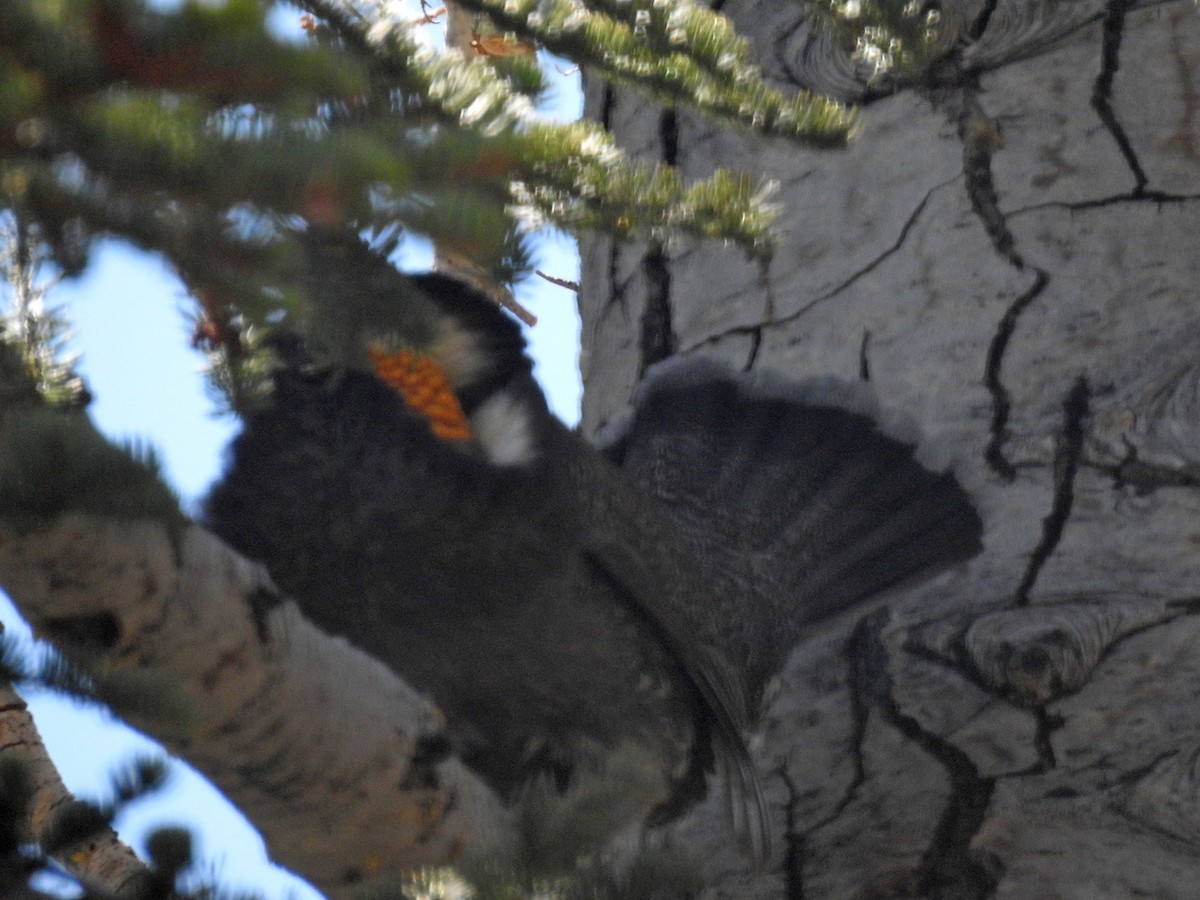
[1012,377,1090,607]
[983,270,1049,480]
[246,584,279,645]
[863,613,1000,899]
[688,178,953,355]
[964,0,1002,44]
[659,107,679,167]
[743,327,763,370]
[908,733,1000,900]
[636,109,680,375]
[604,242,621,314]
[638,242,674,375]
[959,83,1061,482]
[779,766,807,900]
[1008,191,1200,216]
[1031,707,1062,772]
[902,630,1062,779]
[841,613,873,801]
[1092,0,1149,195]
[595,84,623,319]
[598,83,615,132]
[1086,438,1200,494]
[913,640,1062,788]
[682,322,758,355]
[743,254,776,371]
[777,620,876,898]
[960,88,1022,268]
[879,707,998,899]
[789,178,956,323]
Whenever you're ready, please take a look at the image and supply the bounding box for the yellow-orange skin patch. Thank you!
[367,345,472,442]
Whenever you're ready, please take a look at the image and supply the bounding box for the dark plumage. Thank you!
[204,235,981,859]
[609,361,984,702]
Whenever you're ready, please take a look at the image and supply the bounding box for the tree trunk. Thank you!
[579,0,1200,896]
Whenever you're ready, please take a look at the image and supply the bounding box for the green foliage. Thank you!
[0,407,184,532]
[0,0,854,392]
[337,746,705,898]
[92,666,201,739]
[3,636,92,696]
[430,747,701,899]
[809,0,946,87]
[0,751,250,900]
[455,0,855,142]
[108,756,171,805]
[0,217,87,408]
[0,756,33,855]
[613,848,705,900]
[382,846,702,900]
[0,334,43,414]
[39,796,113,857]
[144,826,194,891]
[0,220,179,526]
[0,757,39,899]
[506,762,661,880]
[1,634,200,739]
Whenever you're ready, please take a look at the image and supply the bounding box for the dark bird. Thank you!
[204,231,982,859]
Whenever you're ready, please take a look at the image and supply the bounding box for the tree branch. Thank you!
[0,682,149,896]
[0,517,511,897]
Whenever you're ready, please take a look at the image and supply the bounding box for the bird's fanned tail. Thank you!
[608,359,983,699]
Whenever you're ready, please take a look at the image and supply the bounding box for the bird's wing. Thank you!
[570,441,771,863]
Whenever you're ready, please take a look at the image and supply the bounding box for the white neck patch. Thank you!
[469,391,538,466]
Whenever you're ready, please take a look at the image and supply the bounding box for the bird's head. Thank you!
[291,230,551,467]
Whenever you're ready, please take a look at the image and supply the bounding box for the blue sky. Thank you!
[0,4,585,892]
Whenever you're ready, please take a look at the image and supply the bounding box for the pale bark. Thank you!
[580,1,1200,896]
[0,681,149,897]
[0,517,510,898]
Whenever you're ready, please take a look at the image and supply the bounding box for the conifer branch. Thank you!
[3,0,821,319]
[452,0,857,143]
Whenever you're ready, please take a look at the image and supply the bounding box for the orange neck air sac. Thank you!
[366,345,472,442]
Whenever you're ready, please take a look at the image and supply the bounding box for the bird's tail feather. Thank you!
[607,358,982,694]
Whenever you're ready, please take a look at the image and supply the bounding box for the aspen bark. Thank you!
[580,1,1200,896]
